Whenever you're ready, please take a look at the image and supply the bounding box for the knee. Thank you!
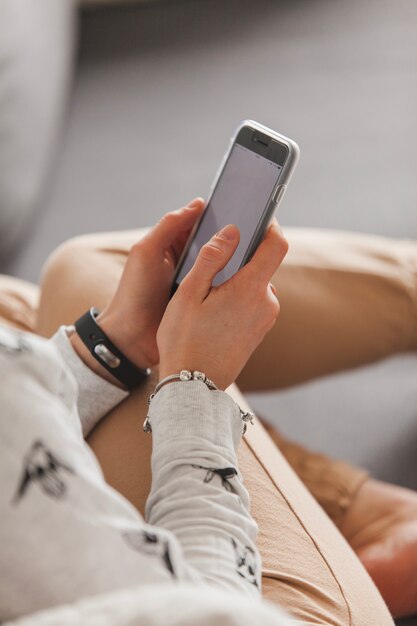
[40,235,94,296]
[37,235,109,337]
[39,229,139,298]
[37,229,148,337]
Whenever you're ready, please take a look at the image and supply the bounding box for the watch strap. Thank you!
[74,307,150,390]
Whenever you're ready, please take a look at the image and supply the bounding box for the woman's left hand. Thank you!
[96,198,204,369]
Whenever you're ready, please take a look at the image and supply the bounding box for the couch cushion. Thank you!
[81,0,166,6]
[0,0,76,263]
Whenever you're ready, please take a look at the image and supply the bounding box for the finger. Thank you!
[240,221,288,285]
[170,228,193,262]
[143,198,205,253]
[170,208,204,261]
[181,224,240,301]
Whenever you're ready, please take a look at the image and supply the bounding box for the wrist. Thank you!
[159,359,224,390]
[159,369,218,391]
[143,369,255,435]
[97,310,151,370]
[74,308,151,390]
[70,331,126,389]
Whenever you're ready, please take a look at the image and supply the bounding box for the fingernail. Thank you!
[275,220,284,235]
[188,197,204,208]
[215,224,237,241]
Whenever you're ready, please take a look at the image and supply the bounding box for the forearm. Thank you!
[0,327,260,623]
[145,381,262,598]
[51,326,128,437]
[0,329,184,619]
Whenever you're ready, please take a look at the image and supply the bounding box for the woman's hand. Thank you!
[157,221,289,390]
[96,198,205,369]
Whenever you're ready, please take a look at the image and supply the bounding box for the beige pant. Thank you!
[4,227,417,625]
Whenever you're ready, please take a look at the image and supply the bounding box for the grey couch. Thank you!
[0,0,76,262]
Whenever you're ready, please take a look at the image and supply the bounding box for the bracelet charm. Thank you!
[143,370,255,435]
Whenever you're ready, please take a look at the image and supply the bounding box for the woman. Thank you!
[1,199,415,623]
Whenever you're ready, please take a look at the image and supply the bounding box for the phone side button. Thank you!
[272,184,286,204]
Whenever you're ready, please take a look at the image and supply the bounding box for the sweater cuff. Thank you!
[51,326,129,437]
[148,380,244,454]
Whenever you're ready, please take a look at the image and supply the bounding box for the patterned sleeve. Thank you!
[146,380,262,599]
[50,326,129,437]
[0,326,262,625]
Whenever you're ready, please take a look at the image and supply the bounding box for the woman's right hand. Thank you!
[157,221,289,390]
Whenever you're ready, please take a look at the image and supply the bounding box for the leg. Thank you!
[37,228,417,375]
[35,232,394,624]
[264,425,417,618]
[37,227,416,532]
[36,230,146,335]
[91,385,394,626]
[238,228,417,391]
[261,422,369,529]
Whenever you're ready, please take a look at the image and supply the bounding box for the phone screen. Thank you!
[176,143,283,286]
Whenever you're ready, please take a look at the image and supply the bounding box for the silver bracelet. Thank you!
[143,369,255,434]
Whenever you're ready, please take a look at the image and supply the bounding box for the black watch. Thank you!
[74,307,150,390]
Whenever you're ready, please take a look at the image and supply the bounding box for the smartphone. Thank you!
[172,120,299,291]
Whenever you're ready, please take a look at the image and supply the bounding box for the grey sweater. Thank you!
[0,325,291,626]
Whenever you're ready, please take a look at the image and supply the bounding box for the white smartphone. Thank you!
[172,120,299,292]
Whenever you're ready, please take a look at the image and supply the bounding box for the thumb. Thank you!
[182,224,240,300]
